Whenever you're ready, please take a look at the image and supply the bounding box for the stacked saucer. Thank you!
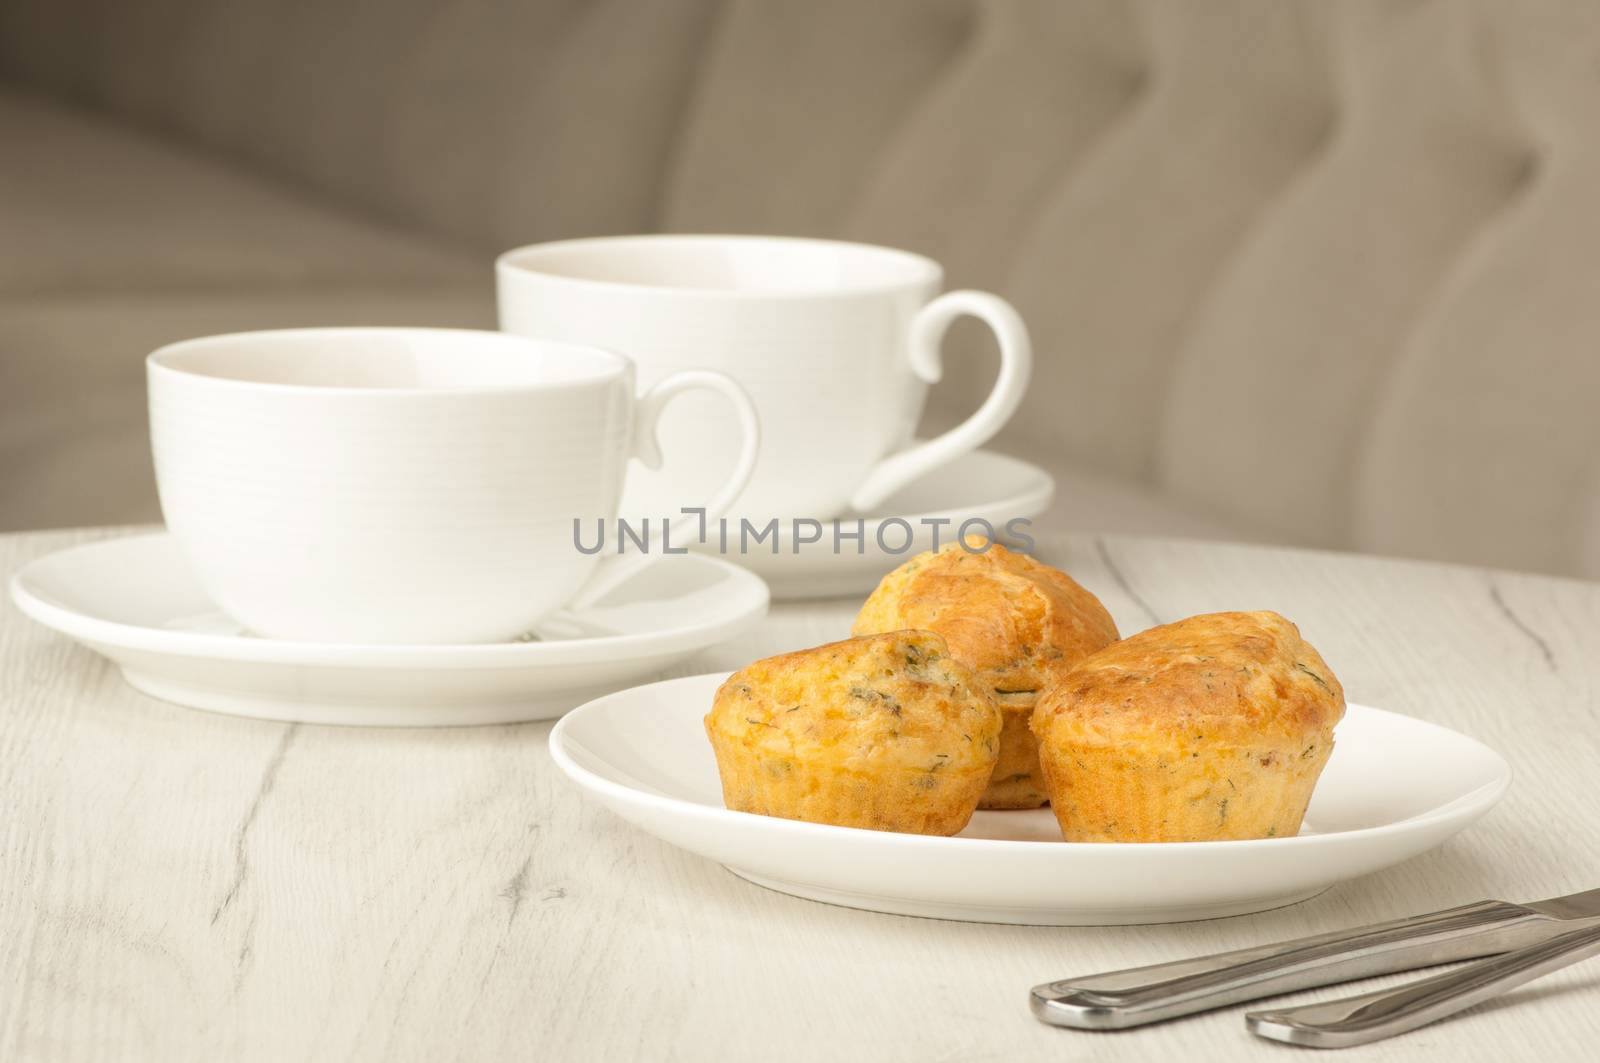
[11,532,766,727]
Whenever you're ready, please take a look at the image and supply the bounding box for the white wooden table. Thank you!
[3,525,1598,1061]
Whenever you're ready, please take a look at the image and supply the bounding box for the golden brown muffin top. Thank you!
[852,538,1120,702]
[706,631,1001,776]
[1032,610,1345,749]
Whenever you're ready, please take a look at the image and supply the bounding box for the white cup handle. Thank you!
[568,370,760,608]
[849,290,1032,513]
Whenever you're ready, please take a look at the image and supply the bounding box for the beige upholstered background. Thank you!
[3,0,1599,577]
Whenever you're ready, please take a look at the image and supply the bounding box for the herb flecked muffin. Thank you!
[1031,611,1345,842]
[704,631,1003,835]
[852,539,1120,809]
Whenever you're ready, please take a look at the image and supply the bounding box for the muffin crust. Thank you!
[1031,610,1345,842]
[853,539,1119,808]
[704,631,1002,835]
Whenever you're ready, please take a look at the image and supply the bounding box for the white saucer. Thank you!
[551,673,1511,926]
[10,533,768,727]
[712,447,1053,600]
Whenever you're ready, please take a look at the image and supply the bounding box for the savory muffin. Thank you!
[1031,611,1345,842]
[704,631,1003,835]
[853,538,1119,809]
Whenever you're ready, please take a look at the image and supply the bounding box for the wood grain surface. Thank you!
[3,525,1597,1061]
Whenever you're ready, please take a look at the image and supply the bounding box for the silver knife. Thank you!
[1031,888,1600,1030]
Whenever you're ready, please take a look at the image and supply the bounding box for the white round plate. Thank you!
[10,533,768,727]
[710,447,1052,600]
[550,673,1511,926]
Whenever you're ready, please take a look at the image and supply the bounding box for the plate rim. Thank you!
[549,671,1513,856]
[751,447,1055,548]
[824,447,1053,530]
[9,532,770,670]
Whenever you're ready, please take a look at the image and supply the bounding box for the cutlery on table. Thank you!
[1031,888,1600,1031]
[1246,921,1600,1047]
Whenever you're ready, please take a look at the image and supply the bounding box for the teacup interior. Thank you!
[151,329,623,390]
[502,235,941,295]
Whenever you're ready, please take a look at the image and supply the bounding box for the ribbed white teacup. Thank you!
[498,235,1031,524]
[147,328,757,644]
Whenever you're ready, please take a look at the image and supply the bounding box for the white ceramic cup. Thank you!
[496,235,1031,523]
[147,328,758,644]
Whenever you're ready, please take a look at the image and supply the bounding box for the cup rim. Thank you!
[146,327,632,397]
[496,233,944,300]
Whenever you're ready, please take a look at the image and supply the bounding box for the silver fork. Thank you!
[1246,922,1600,1047]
